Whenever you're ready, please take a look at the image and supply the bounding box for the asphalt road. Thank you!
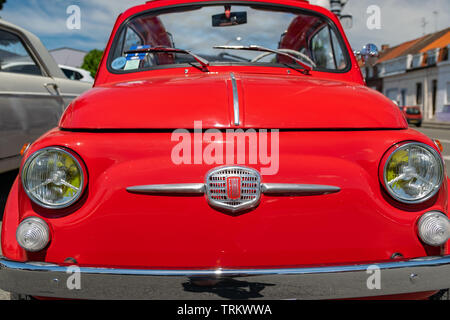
[0,126,448,300]
[415,127,450,176]
[0,222,10,300]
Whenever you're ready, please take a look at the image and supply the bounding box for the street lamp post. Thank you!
[311,0,352,28]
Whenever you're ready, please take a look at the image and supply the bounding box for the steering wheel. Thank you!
[251,49,316,67]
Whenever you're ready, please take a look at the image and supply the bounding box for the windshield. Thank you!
[406,108,420,115]
[109,4,349,73]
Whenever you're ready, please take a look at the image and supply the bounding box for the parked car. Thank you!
[0,20,92,174]
[59,65,95,83]
[437,105,450,122]
[401,106,423,127]
[1,0,449,300]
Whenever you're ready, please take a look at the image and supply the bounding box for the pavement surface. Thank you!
[0,126,448,300]
[0,222,10,300]
[416,127,450,176]
[0,170,16,300]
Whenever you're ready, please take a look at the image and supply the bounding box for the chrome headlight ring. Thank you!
[381,142,444,204]
[21,147,86,209]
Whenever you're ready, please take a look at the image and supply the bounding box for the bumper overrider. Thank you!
[1,256,450,299]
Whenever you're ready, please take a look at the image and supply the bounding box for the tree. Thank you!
[0,0,6,10]
[81,49,104,78]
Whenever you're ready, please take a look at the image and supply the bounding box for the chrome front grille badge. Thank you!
[205,166,261,213]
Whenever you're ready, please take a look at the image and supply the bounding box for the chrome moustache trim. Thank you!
[127,183,341,196]
[127,183,205,195]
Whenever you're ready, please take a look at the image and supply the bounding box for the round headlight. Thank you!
[22,147,85,209]
[16,217,50,252]
[417,211,450,246]
[383,142,444,203]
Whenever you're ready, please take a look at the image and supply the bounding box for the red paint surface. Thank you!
[2,128,447,269]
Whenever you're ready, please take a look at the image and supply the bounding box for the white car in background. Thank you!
[0,19,92,174]
[59,65,94,83]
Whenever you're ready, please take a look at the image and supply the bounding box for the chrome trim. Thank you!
[60,93,80,98]
[261,183,340,195]
[0,91,57,97]
[230,73,240,126]
[127,183,205,195]
[382,142,444,204]
[0,92,79,98]
[2,255,450,299]
[126,183,341,197]
[43,82,61,96]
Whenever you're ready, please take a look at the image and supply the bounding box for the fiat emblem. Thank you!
[227,177,241,199]
[205,166,261,213]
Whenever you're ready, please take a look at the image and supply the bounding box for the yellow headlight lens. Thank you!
[22,147,85,208]
[384,143,443,203]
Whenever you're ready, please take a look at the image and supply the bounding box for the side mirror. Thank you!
[357,43,379,66]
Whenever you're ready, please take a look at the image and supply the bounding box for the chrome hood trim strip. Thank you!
[230,72,240,126]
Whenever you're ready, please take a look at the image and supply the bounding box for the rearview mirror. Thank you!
[212,12,247,27]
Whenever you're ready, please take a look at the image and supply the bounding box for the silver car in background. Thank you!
[0,19,92,174]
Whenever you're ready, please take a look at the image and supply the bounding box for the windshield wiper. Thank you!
[124,47,210,71]
[213,45,313,74]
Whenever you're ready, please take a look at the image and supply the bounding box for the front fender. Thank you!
[1,177,26,262]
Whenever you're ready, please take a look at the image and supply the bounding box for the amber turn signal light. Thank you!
[434,139,444,153]
[20,143,31,156]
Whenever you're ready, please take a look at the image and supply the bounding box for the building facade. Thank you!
[362,28,450,121]
[49,47,87,68]
[437,46,450,119]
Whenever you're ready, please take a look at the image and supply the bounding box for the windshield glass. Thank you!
[406,108,420,115]
[109,4,349,73]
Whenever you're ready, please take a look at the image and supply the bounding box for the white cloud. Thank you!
[342,0,450,50]
[1,0,143,49]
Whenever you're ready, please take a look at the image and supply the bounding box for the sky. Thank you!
[0,0,448,52]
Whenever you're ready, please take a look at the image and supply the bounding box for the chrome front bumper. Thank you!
[1,256,450,299]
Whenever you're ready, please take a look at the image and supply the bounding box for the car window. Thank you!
[62,68,75,79]
[108,4,350,73]
[125,28,143,52]
[310,26,345,70]
[0,29,43,76]
[330,30,346,70]
[406,108,420,115]
[74,71,83,80]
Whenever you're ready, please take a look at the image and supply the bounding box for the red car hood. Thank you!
[60,72,407,129]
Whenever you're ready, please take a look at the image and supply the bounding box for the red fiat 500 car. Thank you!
[1,0,450,300]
